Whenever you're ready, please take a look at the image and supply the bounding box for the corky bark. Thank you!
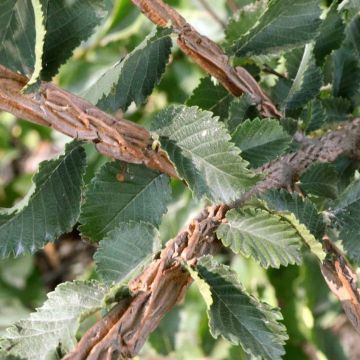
[1,1,360,357]
[131,0,281,118]
[0,65,177,178]
[63,117,360,359]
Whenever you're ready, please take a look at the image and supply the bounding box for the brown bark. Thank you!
[63,117,360,359]
[0,65,177,178]
[131,0,281,118]
[0,1,360,358]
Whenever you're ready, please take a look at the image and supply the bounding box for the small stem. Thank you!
[197,0,226,28]
[263,64,287,79]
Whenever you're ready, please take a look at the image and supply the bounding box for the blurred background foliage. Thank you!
[0,0,359,359]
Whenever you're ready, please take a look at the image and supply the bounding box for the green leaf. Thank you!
[0,0,36,76]
[83,27,172,112]
[345,14,360,58]
[224,2,265,49]
[262,189,325,239]
[40,0,110,80]
[332,179,360,265]
[226,94,259,134]
[279,44,322,111]
[230,0,322,57]
[79,161,170,241]
[196,256,287,360]
[217,208,302,268]
[184,263,213,310]
[313,3,345,63]
[231,118,291,167]
[321,97,352,122]
[151,105,258,203]
[94,221,161,283]
[26,0,47,88]
[275,211,325,261]
[332,46,360,99]
[302,99,327,132]
[0,281,108,360]
[300,163,338,199]
[186,77,234,119]
[0,142,86,257]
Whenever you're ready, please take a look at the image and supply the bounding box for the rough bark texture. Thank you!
[63,117,360,360]
[0,65,177,178]
[0,1,360,358]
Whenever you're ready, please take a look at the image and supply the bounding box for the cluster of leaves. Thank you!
[0,0,360,359]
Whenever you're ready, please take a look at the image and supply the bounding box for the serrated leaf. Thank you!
[0,142,86,257]
[184,263,213,310]
[230,0,322,57]
[94,221,161,283]
[280,44,322,111]
[186,77,234,119]
[321,97,352,122]
[83,27,172,112]
[300,163,338,199]
[345,14,360,58]
[332,179,360,265]
[276,211,326,261]
[0,1,36,76]
[302,99,327,132]
[332,46,360,99]
[231,118,291,167]
[313,3,345,63]
[79,161,170,241]
[40,0,109,80]
[226,94,259,134]
[0,281,108,360]
[224,2,265,50]
[196,256,287,360]
[262,189,325,239]
[26,0,47,88]
[217,208,302,268]
[151,105,258,204]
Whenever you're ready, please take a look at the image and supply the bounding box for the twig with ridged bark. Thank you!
[131,0,281,118]
[0,65,177,178]
[63,117,360,359]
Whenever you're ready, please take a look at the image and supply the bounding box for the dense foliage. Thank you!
[0,0,360,359]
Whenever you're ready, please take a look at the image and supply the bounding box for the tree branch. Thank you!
[64,117,360,359]
[0,1,359,356]
[0,65,177,178]
[131,0,281,118]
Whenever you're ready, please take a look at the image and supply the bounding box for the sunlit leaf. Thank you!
[0,281,108,360]
[262,189,325,239]
[151,105,258,203]
[217,208,302,268]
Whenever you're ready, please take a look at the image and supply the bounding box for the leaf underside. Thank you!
[0,281,108,360]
